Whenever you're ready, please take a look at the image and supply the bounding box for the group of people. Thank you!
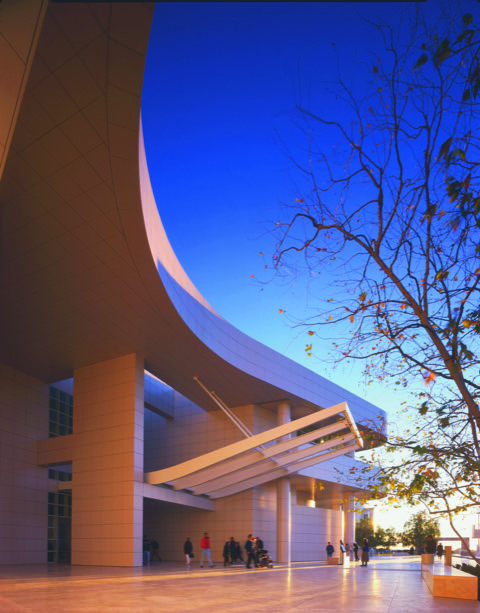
[147,533,445,567]
[222,537,244,566]
[425,534,444,558]
[244,534,265,568]
[183,533,266,568]
[407,535,444,557]
[412,535,443,557]
[326,539,371,566]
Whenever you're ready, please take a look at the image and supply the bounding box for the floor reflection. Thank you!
[0,557,478,612]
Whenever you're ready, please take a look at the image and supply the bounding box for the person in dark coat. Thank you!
[245,534,258,568]
[425,535,437,554]
[229,537,242,563]
[184,537,193,565]
[234,541,243,563]
[437,543,444,558]
[223,540,230,566]
[353,542,359,561]
[361,538,369,567]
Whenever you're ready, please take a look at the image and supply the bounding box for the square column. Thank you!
[276,401,291,564]
[72,354,144,566]
[344,495,356,550]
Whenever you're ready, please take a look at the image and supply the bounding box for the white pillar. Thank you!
[276,401,291,564]
[344,495,355,548]
[344,495,355,565]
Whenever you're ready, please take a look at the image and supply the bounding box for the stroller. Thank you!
[257,549,274,568]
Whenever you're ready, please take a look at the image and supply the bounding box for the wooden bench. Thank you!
[421,560,478,600]
[326,556,339,565]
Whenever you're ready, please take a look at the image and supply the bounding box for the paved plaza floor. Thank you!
[0,557,478,613]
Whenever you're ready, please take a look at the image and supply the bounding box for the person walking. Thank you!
[228,537,239,563]
[222,539,231,566]
[234,540,244,563]
[353,541,359,561]
[361,538,370,567]
[184,537,193,565]
[437,543,444,559]
[245,534,258,568]
[326,541,334,558]
[200,532,215,567]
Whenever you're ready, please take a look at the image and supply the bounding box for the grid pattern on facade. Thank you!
[47,492,72,563]
[49,386,73,438]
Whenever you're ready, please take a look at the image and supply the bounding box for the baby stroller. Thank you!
[257,549,274,568]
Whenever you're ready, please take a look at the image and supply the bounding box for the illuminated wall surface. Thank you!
[0,1,386,566]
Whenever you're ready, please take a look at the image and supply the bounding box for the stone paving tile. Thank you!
[0,558,478,613]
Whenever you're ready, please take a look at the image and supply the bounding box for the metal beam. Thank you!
[171,420,349,491]
[145,402,349,485]
[192,433,355,496]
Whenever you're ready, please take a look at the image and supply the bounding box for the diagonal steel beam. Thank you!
[192,433,355,496]
[171,420,349,491]
[145,402,350,485]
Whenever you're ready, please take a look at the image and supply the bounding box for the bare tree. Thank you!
[273,7,480,562]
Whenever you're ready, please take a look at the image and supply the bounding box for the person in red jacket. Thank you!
[200,532,215,567]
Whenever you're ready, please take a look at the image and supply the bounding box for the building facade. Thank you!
[0,0,386,567]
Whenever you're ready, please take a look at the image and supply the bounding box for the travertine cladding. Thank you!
[422,561,478,600]
[144,397,276,561]
[143,481,343,563]
[144,394,264,472]
[72,353,144,566]
[143,490,255,563]
[0,362,50,564]
[292,504,343,561]
[143,394,343,563]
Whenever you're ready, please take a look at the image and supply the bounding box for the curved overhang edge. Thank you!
[130,116,386,430]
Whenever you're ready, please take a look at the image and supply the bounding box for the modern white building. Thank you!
[0,0,386,567]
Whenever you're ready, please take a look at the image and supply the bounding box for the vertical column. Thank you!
[343,495,355,566]
[72,353,144,566]
[276,401,291,564]
[331,503,342,564]
[344,495,355,548]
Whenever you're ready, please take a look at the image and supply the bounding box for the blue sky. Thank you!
[141,1,469,408]
[141,1,415,406]
[141,1,477,538]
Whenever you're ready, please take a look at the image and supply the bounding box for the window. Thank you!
[47,492,72,563]
[49,386,73,438]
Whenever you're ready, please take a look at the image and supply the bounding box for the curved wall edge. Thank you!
[137,122,386,429]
